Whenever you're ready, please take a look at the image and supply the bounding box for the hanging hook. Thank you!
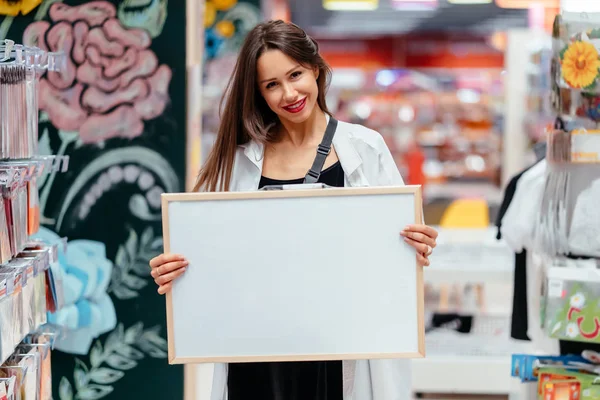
[1,39,14,61]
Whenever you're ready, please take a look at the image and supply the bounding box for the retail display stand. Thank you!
[0,39,68,399]
[161,185,425,364]
[412,227,531,399]
[503,10,600,400]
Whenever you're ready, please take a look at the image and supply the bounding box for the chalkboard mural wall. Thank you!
[0,0,264,398]
[0,1,185,399]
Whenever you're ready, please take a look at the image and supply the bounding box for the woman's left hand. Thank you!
[400,224,438,267]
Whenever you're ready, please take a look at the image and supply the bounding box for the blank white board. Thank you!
[161,185,425,364]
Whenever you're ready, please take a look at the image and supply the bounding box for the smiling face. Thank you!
[256,49,320,125]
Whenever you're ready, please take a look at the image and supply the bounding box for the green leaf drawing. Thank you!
[109,227,162,300]
[124,322,143,344]
[59,377,73,400]
[76,384,114,400]
[106,354,138,370]
[89,368,124,385]
[115,344,144,360]
[60,323,169,400]
[89,342,103,368]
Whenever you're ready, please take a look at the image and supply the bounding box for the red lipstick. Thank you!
[283,97,306,114]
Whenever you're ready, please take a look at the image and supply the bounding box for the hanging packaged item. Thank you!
[0,376,15,400]
[0,269,19,365]
[542,264,600,344]
[2,178,29,259]
[0,64,29,160]
[21,334,53,400]
[0,355,36,400]
[25,178,38,237]
[547,126,600,164]
[0,195,10,265]
[535,128,600,257]
[552,12,600,95]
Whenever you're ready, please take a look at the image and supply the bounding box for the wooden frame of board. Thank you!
[162,185,425,365]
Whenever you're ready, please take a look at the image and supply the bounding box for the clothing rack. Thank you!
[0,39,67,400]
[500,11,600,400]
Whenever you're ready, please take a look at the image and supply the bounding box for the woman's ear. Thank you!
[313,66,319,80]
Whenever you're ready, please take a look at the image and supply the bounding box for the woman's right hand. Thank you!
[149,253,189,295]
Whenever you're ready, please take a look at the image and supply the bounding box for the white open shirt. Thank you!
[198,118,412,400]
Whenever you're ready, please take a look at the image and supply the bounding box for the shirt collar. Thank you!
[238,117,362,176]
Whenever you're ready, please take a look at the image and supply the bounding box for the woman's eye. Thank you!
[266,82,277,89]
[291,71,302,78]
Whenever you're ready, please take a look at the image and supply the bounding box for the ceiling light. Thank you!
[447,0,492,4]
[398,106,415,122]
[457,88,480,104]
[376,70,396,87]
[391,0,438,10]
[354,102,372,119]
[322,0,378,10]
[495,0,558,8]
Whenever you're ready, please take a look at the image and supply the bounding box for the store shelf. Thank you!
[425,227,514,284]
[424,183,504,205]
[424,265,513,285]
[412,355,512,394]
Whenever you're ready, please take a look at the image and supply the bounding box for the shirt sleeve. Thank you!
[376,134,405,186]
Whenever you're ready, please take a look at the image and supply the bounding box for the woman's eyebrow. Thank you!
[259,64,301,84]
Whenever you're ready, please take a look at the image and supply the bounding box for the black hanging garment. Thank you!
[227,117,344,400]
[495,166,536,341]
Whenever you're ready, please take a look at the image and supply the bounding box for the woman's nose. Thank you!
[282,83,298,102]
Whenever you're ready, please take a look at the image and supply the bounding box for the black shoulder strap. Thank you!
[304,117,338,184]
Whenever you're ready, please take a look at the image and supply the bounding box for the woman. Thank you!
[150,20,438,400]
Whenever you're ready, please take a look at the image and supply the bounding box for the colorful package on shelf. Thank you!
[0,357,36,400]
[0,196,10,265]
[537,367,600,399]
[511,354,588,382]
[18,249,52,317]
[544,267,600,344]
[541,379,581,400]
[0,377,15,400]
[0,267,23,365]
[21,343,50,400]
[1,182,28,259]
[0,256,48,366]
[22,241,63,313]
[25,180,38,237]
[0,333,54,400]
[552,12,600,94]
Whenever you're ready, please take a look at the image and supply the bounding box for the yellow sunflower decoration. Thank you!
[0,0,42,16]
[561,41,600,89]
[212,0,237,11]
[205,1,217,28]
[215,20,235,38]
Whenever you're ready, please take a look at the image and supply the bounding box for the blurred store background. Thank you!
[193,2,599,399]
[200,0,566,227]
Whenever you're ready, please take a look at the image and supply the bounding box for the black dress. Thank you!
[227,161,345,400]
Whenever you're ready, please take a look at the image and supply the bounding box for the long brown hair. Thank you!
[193,20,332,192]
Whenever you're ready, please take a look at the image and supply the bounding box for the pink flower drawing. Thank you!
[23,1,172,144]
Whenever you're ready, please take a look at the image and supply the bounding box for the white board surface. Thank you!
[162,186,424,364]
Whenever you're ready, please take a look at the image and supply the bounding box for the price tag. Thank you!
[6,274,14,295]
[547,279,564,298]
[571,130,600,163]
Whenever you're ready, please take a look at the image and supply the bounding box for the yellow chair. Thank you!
[439,198,489,228]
